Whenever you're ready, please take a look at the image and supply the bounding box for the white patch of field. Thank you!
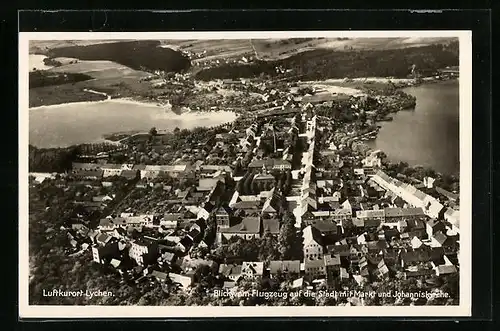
[299,81,364,96]
[48,60,149,79]
[29,40,125,54]
[29,54,52,71]
[215,88,243,97]
[318,77,414,84]
[51,57,80,65]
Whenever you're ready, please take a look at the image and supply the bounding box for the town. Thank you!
[29,74,460,306]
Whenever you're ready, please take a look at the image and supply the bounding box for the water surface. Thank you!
[367,80,459,175]
[29,100,236,148]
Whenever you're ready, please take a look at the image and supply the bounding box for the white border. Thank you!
[19,31,472,318]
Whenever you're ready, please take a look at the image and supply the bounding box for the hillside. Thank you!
[45,40,191,73]
[160,37,458,62]
[194,41,459,81]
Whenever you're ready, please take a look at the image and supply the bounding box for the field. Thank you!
[28,38,458,107]
[160,37,457,62]
[29,40,129,55]
[194,41,459,81]
[29,55,156,107]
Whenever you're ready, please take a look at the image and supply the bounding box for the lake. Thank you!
[29,54,53,72]
[367,79,459,175]
[29,100,237,148]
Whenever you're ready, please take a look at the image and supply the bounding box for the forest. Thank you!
[46,40,192,73]
[29,145,79,173]
[29,71,93,89]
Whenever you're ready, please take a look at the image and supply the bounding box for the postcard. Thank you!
[19,30,471,318]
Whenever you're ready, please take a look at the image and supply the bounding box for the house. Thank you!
[181,258,218,275]
[129,239,158,266]
[304,258,326,280]
[443,208,460,232]
[324,254,341,281]
[218,217,261,243]
[262,193,281,216]
[330,209,352,224]
[169,273,194,290]
[405,218,427,238]
[187,228,202,242]
[215,205,232,229]
[151,270,169,283]
[110,258,121,269]
[161,213,181,228]
[253,173,276,187]
[196,206,211,221]
[339,267,350,282]
[241,261,265,278]
[353,274,368,287]
[176,236,193,253]
[397,219,408,233]
[91,241,119,264]
[434,264,458,276]
[303,225,323,261]
[356,209,385,222]
[363,218,381,231]
[101,164,123,177]
[426,219,447,238]
[198,178,220,192]
[262,218,280,236]
[410,236,423,249]
[374,259,390,279]
[404,268,434,279]
[95,232,113,245]
[383,207,425,224]
[268,260,301,277]
[400,249,431,268]
[230,201,261,213]
[72,169,104,180]
[311,220,338,239]
[248,158,292,171]
[219,264,243,282]
[366,240,388,253]
[113,227,128,240]
[158,251,176,267]
[431,231,448,247]
[291,277,305,289]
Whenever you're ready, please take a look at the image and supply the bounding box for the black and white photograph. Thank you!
[19,31,471,318]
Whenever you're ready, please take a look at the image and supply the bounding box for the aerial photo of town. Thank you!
[27,36,461,307]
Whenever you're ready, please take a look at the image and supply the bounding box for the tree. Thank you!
[278,212,297,259]
[243,171,254,195]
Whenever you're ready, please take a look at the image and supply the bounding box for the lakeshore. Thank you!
[368,79,459,175]
[29,98,237,148]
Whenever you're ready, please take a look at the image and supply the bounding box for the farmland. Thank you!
[28,38,458,108]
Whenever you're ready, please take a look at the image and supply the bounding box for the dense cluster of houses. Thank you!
[30,99,460,298]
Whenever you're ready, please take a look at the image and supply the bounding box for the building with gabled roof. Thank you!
[241,261,264,278]
[218,217,261,243]
[262,190,281,215]
[219,263,243,282]
[431,231,448,247]
[262,218,280,236]
[215,205,232,229]
[304,257,326,280]
[303,225,323,261]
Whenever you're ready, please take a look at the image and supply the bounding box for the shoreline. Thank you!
[367,79,459,177]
